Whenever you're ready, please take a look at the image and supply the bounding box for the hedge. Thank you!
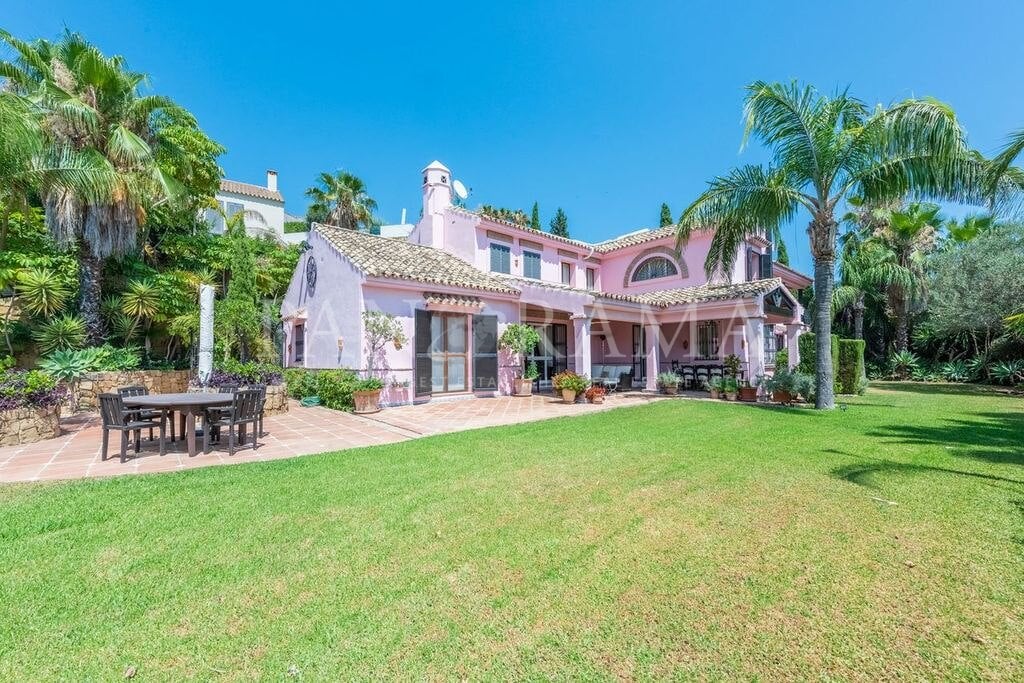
[798,332,840,391]
[837,338,867,395]
[284,368,360,410]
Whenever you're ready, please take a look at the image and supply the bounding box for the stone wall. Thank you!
[187,384,289,415]
[75,370,192,410]
[0,405,61,446]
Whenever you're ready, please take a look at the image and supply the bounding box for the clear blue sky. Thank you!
[6,1,1024,273]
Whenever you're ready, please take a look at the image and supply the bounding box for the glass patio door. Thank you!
[527,323,567,388]
[429,313,467,393]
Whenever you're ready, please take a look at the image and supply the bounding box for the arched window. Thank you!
[631,257,678,282]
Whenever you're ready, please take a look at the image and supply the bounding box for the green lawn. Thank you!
[1,383,1022,679]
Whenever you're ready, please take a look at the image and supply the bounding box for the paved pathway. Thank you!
[0,392,662,483]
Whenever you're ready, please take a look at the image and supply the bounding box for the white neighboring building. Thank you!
[205,169,308,244]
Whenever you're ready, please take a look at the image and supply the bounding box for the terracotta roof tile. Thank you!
[314,224,519,295]
[219,179,284,202]
[631,277,784,307]
[423,292,484,307]
[592,226,678,253]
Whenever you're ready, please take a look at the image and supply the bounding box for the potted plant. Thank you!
[738,379,758,402]
[707,376,724,399]
[353,377,385,413]
[499,323,542,396]
[553,370,588,403]
[584,385,606,404]
[657,371,680,395]
[724,354,742,379]
[723,376,739,401]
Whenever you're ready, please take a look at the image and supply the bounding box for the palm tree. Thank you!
[833,235,903,341]
[0,30,195,343]
[305,170,378,231]
[0,89,115,251]
[944,213,993,244]
[873,202,940,352]
[677,81,972,408]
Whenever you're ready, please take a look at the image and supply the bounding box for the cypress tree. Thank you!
[530,202,541,231]
[659,203,673,227]
[549,207,569,238]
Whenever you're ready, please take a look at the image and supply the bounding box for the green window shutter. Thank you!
[415,309,433,397]
[472,314,498,391]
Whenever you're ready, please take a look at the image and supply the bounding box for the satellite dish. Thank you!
[452,179,469,200]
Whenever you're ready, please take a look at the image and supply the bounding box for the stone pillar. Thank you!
[786,324,802,370]
[645,322,660,391]
[744,317,766,381]
[198,284,215,382]
[571,314,592,378]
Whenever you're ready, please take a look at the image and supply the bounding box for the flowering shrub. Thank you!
[0,369,68,411]
[552,370,589,393]
[584,385,606,401]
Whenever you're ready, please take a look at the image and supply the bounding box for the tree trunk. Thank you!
[853,294,864,340]
[893,293,909,352]
[813,256,836,409]
[78,243,105,345]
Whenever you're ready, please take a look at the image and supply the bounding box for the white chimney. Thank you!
[400,208,407,224]
[267,169,278,192]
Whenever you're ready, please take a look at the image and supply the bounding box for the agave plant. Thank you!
[889,350,921,380]
[940,360,970,383]
[37,347,96,381]
[32,314,86,354]
[989,360,1024,386]
[120,279,163,321]
[965,356,989,381]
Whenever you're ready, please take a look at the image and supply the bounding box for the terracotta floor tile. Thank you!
[0,393,665,482]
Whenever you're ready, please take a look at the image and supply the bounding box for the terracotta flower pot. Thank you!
[591,395,604,404]
[709,389,720,400]
[514,378,534,396]
[353,389,382,414]
[738,386,758,402]
[662,386,678,395]
[773,390,794,405]
[561,389,577,404]
[725,391,737,401]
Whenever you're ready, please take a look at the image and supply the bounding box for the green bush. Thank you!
[837,339,866,395]
[283,368,362,410]
[774,348,789,370]
[797,332,840,391]
[284,221,308,234]
[316,370,361,410]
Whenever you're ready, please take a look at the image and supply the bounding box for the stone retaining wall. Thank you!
[187,384,289,415]
[76,370,192,410]
[0,405,61,446]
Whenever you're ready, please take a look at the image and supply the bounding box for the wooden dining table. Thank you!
[123,393,232,457]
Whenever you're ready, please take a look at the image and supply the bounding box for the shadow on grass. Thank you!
[869,410,1024,467]
[833,458,1024,489]
[869,381,1020,398]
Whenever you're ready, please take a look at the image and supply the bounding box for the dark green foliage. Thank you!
[549,207,569,237]
[530,202,541,231]
[284,368,361,410]
[659,203,673,227]
[284,221,307,234]
[798,332,840,391]
[216,215,262,361]
[838,338,866,394]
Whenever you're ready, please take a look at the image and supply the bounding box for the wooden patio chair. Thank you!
[117,385,169,442]
[98,393,166,463]
[203,388,262,456]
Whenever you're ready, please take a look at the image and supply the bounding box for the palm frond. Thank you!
[677,164,807,277]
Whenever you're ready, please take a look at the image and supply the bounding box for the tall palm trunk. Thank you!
[810,218,837,409]
[78,242,105,345]
[853,294,865,340]
[892,290,909,352]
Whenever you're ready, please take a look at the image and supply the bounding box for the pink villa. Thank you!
[280,161,811,404]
